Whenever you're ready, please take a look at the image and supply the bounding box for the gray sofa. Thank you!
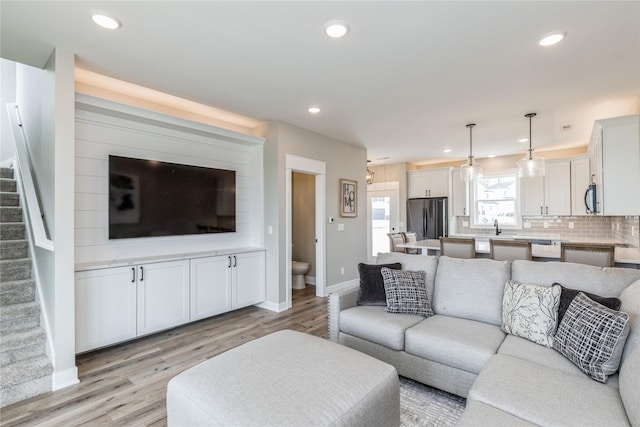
[328,253,640,426]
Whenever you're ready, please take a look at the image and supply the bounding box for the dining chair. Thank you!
[387,233,406,253]
[490,239,532,261]
[560,242,615,267]
[401,231,419,254]
[439,237,476,259]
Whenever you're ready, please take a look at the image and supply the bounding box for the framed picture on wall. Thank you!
[340,178,357,217]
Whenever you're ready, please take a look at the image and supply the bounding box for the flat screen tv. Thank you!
[108,155,236,239]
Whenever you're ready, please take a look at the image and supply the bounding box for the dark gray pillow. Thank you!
[381,267,433,317]
[357,263,402,306]
[555,283,621,324]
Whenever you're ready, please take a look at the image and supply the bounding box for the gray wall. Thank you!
[292,172,316,278]
[261,121,367,307]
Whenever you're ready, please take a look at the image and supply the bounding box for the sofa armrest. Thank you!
[328,286,359,342]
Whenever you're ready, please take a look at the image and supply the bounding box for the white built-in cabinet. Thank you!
[520,161,571,216]
[570,156,591,216]
[408,167,451,198]
[588,115,640,215]
[75,250,265,353]
[451,169,469,216]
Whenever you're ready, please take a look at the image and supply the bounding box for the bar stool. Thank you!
[490,239,532,261]
[440,237,476,259]
[560,242,615,267]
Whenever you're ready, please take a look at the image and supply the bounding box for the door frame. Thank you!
[285,154,326,308]
[367,181,400,263]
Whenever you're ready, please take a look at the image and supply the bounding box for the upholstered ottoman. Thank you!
[167,329,400,426]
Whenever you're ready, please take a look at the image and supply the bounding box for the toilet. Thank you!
[291,261,311,289]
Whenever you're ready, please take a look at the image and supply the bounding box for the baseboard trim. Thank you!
[304,275,316,285]
[255,300,288,313]
[52,366,79,391]
[325,279,358,296]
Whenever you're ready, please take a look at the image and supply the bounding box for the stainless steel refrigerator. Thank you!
[407,197,448,241]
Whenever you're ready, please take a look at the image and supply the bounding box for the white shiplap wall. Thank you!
[74,95,264,266]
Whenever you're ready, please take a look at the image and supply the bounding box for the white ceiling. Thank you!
[2,1,639,165]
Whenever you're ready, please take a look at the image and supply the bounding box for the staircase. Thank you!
[0,166,52,407]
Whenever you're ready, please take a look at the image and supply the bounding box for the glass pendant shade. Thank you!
[460,123,482,181]
[366,161,374,184]
[517,113,545,178]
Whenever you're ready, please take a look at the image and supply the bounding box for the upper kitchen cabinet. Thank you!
[521,160,571,216]
[451,169,469,216]
[589,115,640,216]
[408,167,451,198]
[570,156,590,216]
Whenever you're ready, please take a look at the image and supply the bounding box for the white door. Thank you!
[367,182,400,261]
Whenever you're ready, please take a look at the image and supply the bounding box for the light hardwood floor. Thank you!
[0,287,328,426]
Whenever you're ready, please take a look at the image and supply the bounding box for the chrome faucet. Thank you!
[493,219,502,236]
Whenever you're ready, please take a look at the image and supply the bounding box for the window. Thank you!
[471,170,520,228]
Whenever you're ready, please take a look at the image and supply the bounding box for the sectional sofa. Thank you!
[328,253,640,426]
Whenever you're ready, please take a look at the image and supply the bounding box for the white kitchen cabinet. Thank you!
[233,251,266,308]
[75,266,137,353]
[570,156,591,215]
[451,169,469,216]
[520,161,571,216]
[589,115,640,215]
[136,260,190,336]
[408,167,451,198]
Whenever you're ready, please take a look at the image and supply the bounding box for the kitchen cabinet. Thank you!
[190,251,265,321]
[451,169,469,216]
[408,167,451,198]
[570,156,590,215]
[520,161,571,216]
[589,114,640,215]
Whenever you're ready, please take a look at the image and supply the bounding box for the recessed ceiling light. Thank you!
[518,138,529,143]
[324,20,349,38]
[90,11,122,30]
[539,31,566,46]
[442,148,452,153]
[308,107,320,114]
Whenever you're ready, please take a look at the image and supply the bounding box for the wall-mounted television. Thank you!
[108,155,236,239]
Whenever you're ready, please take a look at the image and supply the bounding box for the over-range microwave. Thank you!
[585,183,597,214]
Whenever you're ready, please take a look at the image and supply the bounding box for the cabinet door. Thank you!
[602,123,640,215]
[233,251,266,309]
[190,256,232,321]
[427,169,450,197]
[545,162,571,215]
[571,157,590,215]
[137,260,190,336]
[407,171,429,198]
[520,175,544,215]
[451,170,469,216]
[75,267,137,353]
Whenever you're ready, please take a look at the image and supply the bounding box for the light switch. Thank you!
[337,224,345,231]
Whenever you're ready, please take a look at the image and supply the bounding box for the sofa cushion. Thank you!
[357,262,402,306]
[339,306,424,351]
[404,315,505,374]
[458,400,537,427]
[511,260,640,297]
[433,256,511,326]
[554,292,629,383]
[376,253,439,305]
[618,279,640,365]
[381,268,432,317]
[501,281,561,348]
[619,344,640,427]
[557,284,621,324]
[468,354,630,427]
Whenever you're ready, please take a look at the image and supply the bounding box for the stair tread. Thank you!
[0,278,36,288]
[0,301,39,316]
[1,327,46,351]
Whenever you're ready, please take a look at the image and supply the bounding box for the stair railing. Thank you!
[5,103,54,251]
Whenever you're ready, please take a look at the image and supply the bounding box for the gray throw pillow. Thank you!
[501,280,561,348]
[357,263,402,306]
[553,292,630,383]
[380,267,432,317]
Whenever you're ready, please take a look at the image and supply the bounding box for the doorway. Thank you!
[367,182,400,263]
[285,154,326,309]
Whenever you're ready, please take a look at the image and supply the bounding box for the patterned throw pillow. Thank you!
[553,292,630,383]
[555,283,621,324]
[380,267,432,317]
[501,280,561,348]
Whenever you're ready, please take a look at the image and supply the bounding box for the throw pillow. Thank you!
[554,292,630,383]
[357,263,402,306]
[501,280,561,348]
[555,283,621,324]
[380,267,432,317]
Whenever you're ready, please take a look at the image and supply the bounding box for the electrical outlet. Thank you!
[633,226,637,237]
[523,222,531,229]
[543,222,549,228]
[568,222,574,229]
[268,226,273,235]
[340,267,345,275]
[462,221,469,227]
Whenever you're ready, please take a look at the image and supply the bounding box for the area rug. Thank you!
[399,377,466,427]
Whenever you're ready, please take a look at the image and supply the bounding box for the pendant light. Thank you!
[516,113,545,178]
[366,160,375,184]
[460,123,482,181]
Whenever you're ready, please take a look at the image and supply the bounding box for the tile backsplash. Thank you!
[455,215,640,247]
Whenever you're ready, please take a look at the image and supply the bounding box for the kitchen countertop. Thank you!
[397,239,640,265]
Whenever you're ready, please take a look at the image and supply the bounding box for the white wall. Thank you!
[261,121,367,306]
[74,95,265,266]
[1,59,17,164]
